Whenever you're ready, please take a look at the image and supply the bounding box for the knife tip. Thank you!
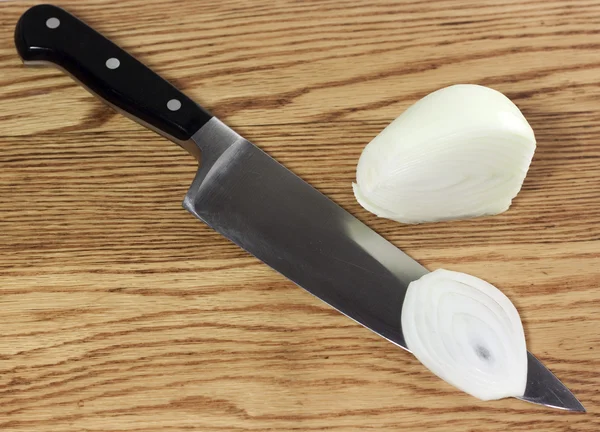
[566,398,586,413]
[518,351,586,413]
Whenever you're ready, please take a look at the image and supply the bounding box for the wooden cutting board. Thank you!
[0,1,598,430]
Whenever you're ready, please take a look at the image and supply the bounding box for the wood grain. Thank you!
[1,0,599,430]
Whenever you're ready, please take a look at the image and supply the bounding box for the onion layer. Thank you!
[401,269,528,400]
[353,84,536,224]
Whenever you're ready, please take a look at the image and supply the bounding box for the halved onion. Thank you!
[401,269,528,400]
[353,84,536,224]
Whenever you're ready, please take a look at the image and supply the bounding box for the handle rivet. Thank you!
[106,58,120,70]
[167,99,182,111]
[46,17,60,29]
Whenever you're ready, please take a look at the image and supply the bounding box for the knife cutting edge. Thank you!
[14,4,585,412]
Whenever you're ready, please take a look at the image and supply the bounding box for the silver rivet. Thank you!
[167,99,181,111]
[46,17,60,29]
[105,58,120,69]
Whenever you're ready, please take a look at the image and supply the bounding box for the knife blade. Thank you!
[15,4,584,412]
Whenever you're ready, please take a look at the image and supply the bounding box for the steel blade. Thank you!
[183,118,584,412]
[517,352,585,412]
[184,118,428,349]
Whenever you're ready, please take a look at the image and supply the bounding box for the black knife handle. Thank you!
[15,4,212,141]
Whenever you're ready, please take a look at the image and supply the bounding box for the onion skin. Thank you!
[353,84,536,224]
[401,269,528,401]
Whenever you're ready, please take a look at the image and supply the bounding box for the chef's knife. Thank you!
[15,4,584,412]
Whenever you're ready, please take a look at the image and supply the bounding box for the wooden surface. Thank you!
[1,0,599,430]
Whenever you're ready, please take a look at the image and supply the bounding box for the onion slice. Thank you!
[353,84,536,224]
[401,269,528,400]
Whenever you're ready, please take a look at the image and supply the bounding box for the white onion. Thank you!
[353,84,536,224]
[401,269,527,401]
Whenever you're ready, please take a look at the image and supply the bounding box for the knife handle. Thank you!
[14,4,212,141]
